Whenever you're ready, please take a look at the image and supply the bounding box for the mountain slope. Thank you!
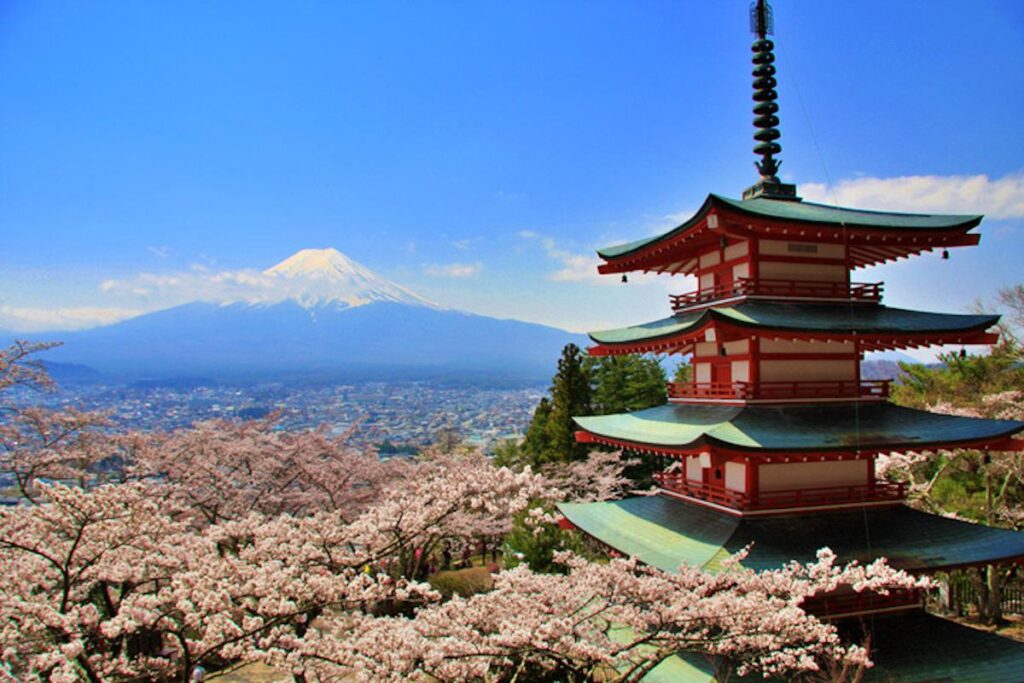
[36,301,584,383]
[15,248,584,383]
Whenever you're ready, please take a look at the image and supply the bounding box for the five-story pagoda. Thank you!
[559,2,1024,680]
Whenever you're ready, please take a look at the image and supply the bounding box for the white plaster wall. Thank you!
[760,339,855,354]
[724,241,749,261]
[731,360,750,382]
[759,261,847,283]
[734,262,750,280]
[759,460,868,492]
[759,240,846,260]
[699,252,722,268]
[699,273,715,290]
[725,462,747,492]
[695,363,711,384]
[723,339,750,355]
[686,456,703,481]
[695,342,718,357]
[760,359,857,382]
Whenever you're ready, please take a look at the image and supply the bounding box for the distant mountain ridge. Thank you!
[22,248,584,384]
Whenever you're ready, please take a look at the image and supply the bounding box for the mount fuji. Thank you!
[30,249,584,384]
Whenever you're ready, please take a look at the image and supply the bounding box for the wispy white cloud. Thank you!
[450,237,481,251]
[422,262,483,278]
[99,268,284,302]
[147,245,172,258]
[801,171,1024,219]
[518,231,661,287]
[0,305,144,332]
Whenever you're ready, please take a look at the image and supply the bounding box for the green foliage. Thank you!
[490,438,525,469]
[520,397,553,464]
[585,354,667,416]
[502,503,590,574]
[428,566,494,598]
[516,347,669,468]
[544,344,593,464]
[673,359,693,384]
[891,345,1024,411]
[893,283,1024,410]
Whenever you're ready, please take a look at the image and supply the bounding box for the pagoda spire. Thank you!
[743,0,799,201]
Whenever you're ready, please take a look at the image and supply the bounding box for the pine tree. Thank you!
[543,344,592,463]
[586,354,667,415]
[520,397,553,465]
[673,358,693,384]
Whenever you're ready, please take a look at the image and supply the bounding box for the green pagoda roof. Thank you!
[597,194,982,260]
[588,301,999,347]
[573,402,1023,453]
[558,495,1024,574]
[642,612,1024,682]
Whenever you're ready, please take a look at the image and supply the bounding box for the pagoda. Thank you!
[558,2,1024,680]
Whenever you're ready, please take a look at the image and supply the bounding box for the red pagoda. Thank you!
[559,2,1024,680]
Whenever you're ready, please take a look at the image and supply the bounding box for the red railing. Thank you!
[801,587,923,619]
[670,278,883,310]
[654,472,907,511]
[666,379,891,402]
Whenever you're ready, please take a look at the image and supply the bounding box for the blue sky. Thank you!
[2,1,1023,357]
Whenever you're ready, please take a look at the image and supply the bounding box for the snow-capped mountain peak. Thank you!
[260,248,434,309]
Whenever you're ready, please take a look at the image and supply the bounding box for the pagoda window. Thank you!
[759,460,868,492]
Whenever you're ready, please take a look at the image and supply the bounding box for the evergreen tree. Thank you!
[586,354,667,415]
[673,358,693,384]
[543,344,592,463]
[520,397,553,464]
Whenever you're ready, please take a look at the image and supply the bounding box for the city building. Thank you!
[559,2,1024,679]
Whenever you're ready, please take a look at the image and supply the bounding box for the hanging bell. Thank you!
[621,274,628,284]
[942,249,950,260]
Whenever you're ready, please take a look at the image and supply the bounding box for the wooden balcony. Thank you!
[801,587,923,620]
[670,278,883,311]
[667,379,891,403]
[654,472,907,513]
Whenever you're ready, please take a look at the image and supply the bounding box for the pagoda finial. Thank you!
[743,0,799,201]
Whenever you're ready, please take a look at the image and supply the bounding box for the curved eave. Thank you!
[596,195,717,263]
[572,403,1024,456]
[587,305,1001,356]
[558,496,1024,575]
[714,194,982,232]
[594,194,983,275]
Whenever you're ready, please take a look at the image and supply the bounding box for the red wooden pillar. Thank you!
[746,460,759,505]
[749,233,760,282]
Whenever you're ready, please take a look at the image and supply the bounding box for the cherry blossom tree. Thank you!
[273,550,927,683]
[0,342,116,503]
[130,416,410,526]
[1,342,936,681]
